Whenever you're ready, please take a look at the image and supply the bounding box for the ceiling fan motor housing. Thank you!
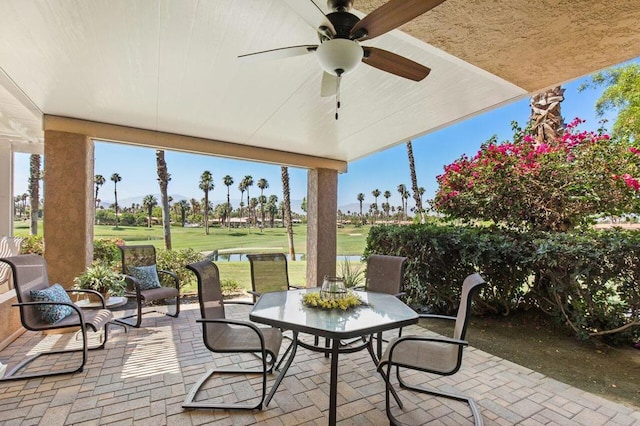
[326,11,360,39]
[316,39,363,76]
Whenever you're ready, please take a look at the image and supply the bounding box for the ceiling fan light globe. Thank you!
[316,39,363,76]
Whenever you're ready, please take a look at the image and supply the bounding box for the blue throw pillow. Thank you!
[30,283,74,324]
[128,265,161,290]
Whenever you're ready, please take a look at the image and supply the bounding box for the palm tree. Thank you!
[222,175,234,229]
[397,184,407,221]
[383,190,391,221]
[406,141,424,223]
[94,174,105,209]
[199,171,214,235]
[268,194,278,228]
[242,175,254,227]
[357,193,365,217]
[142,194,157,228]
[371,188,381,223]
[281,166,295,260]
[257,178,269,229]
[111,173,122,228]
[177,200,189,227]
[28,154,41,235]
[156,150,172,249]
[238,181,246,223]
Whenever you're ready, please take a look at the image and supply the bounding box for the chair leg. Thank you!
[0,324,109,382]
[388,368,483,426]
[114,295,179,328]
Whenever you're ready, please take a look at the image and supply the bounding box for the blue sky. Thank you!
[13,65,624,210]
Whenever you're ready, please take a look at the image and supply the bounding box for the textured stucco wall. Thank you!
[43,131,94,287]
[357,0,640,92]
[307,169,338,287]
[0,292,24,350]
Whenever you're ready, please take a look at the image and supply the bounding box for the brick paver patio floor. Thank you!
[0,303,638,425]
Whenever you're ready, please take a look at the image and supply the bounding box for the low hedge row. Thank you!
[364,224,640,343]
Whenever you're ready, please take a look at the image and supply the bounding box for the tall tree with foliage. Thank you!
[357,193,365,217]
[110,173,122,228]
[371,189,380,222]
[383,190,391,220]
[433,119,640,231]
[237,180,246,223]
[222,175,234,229]
[281,166,295,260]
[199,171,214,235]
[94,174,105,209]
[580,63,640,141]
[242,175,254,227]
[257,178,269,229]
[142,194,157,228]
[177,200,189,227]
[156,150,172,249]
[397,184,408,221]
[406,141,424,223]
[28,154,41,235]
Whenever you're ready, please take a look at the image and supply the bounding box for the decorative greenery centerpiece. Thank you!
[302,291,364,310]
[74,261,126,298]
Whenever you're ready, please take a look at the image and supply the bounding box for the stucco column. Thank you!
[43,131,94,286]
[0,143,13,236]
[306,168,337,287]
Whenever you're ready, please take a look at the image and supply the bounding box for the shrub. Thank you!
[221,278,242,295]
[365,224,640,343]
[155,248,204,289]
[93,238,124,264]
[19,234,44,255]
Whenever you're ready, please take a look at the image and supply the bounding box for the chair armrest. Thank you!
[66,289,107,308]
[248,290,261,297]
[13,300,87,327]
[288,284,304,290]
[122,274,143,295]
[157,269,180,290]
[380,335,468,368]
[222,300,255,306]
[394,291,407,298]
[352,285,365,291]
[418,314,457,321]
[196,317,269,352]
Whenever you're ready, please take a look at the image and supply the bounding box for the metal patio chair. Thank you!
[0,254,112,381]
[246,253,301,303]
[183,260,291,410]
[118,245,180,328]
[0,236,22,293]
[377,273,487,426]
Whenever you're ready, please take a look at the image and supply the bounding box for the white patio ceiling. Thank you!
[1,0,639,166]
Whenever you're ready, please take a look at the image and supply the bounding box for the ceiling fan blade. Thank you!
[281,0,336,38]
[320,72,338,97]
[362,47,431,81]
[350,0,446,41]
[238,45,318,62]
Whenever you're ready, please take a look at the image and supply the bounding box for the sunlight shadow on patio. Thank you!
[121,325,181,378]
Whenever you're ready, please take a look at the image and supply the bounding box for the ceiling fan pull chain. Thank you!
[335,73,342,120]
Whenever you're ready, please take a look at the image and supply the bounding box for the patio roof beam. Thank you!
[43,115,347,173]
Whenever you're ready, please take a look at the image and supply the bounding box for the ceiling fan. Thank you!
[239,0,446,119]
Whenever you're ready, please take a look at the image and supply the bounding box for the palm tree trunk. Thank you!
[29,154,41,235]
[530,86,565,144]
[281,166,295,261]
[406,141,424,223]
[156,150,172,250]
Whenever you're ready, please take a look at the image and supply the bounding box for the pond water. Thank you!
[212,253,363,263]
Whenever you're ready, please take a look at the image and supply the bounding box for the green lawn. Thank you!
[14,220,370,292]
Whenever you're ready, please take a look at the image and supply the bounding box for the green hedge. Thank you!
[365,224,640,343]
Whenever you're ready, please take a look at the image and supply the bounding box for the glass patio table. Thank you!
[249,288,418,425]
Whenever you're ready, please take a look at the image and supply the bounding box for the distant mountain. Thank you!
[100,194,305,214]
[338,202,374,214]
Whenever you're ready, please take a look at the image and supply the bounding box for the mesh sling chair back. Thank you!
[349,255,407,356]
[118,245,180,328]
[183,260,289,410]
[377,273,487,426]
[246,253,301,303]
[0,254,113,381]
